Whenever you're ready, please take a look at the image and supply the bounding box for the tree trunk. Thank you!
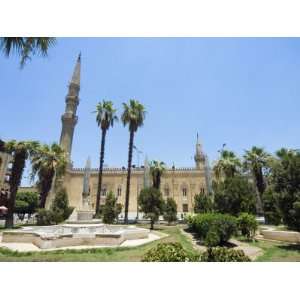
[124,130,134,224]
[150,218,154,230]
[5,150,26,228]
[96,129,107,215]
[39,168,55,208]
[253,172,264,216]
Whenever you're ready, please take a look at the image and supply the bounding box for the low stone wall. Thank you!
[2,227,150,249]
[260,227,300,243]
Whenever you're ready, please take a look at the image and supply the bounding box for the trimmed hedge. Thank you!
[201,247,251,262]
[142,243,199,262]
[237,213,258,239]
[187,213,237,247]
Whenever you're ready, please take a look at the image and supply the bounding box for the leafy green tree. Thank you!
[163,197,177,224]
[138,187,164,230]
[269,149,300,230]
[4,140,39,228]
[194,193,213,213]
[94,101,118,215]
[50,188,73,224]
[149,160,166,189]
[213,149,242,182]
[31,143,66,208]
[0,37,56,67]
[213,176,256,216]
[14,200,28,220]
[14,191,39,220]
[262,187,281,225]
[244,146,270,215]
[102,191,122,224]
[122,99,146,223]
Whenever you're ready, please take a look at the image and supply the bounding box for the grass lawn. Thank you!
[244,239,300,262]
[0,225,198,262]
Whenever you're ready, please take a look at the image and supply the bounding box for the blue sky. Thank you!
[1,38,300,181]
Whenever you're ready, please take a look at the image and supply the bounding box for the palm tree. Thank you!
[150,160,166,189]
[121,99,146,224]
[4,140,39,228]
[31,143,67,208]
[213,149,241,181]
[244,146,270,215]
[94,100,118,215]
[0,37,56,67]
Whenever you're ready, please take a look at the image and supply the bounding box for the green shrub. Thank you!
[213,176,256,216]
[263,187,282,225]
[185,213,196,230]
[190,213,237,247]
[194,193,213,213]
[201,247,251,262]
[142,242,199,262]
[36,188,73,225]
[163,197,177,224]
[36,209,55,225]
[237,213,258,239]
[102,192,122,224]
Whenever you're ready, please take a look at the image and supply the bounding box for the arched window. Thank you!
[101,185,107,196]
[181,183,188,197]
[117,186,122,197]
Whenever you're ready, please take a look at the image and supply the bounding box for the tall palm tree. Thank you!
[4,140,39,228]
[94,100,118,215]
[31,143,67,208]
[213,149,241,181]
[0,37,56,67]
[244,146,270,215]
[121,99,146,224]
[150,160,166,189]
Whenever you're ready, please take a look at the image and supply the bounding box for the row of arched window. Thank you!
[96,184,205,198]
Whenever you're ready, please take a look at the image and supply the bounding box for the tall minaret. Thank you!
[194,133,206,170]
[59,54,81,164]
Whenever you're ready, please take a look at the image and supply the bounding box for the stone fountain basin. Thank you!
[2,224,150,249]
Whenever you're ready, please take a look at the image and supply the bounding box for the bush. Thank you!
[36,188,73,225]
[213,176,256,216]
[163,197,177,224]
[237,213,258,239]
[185,213,196,230]
[263,187,281,225]
[36,209,55,225]
[194,193,213,213]
[102,192,122,224]
[142,242,199,262]
[189,213,237,247]
[201,247,251,262]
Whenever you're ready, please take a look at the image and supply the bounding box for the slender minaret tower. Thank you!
[194,133,206,170]
[59,54,81,164]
